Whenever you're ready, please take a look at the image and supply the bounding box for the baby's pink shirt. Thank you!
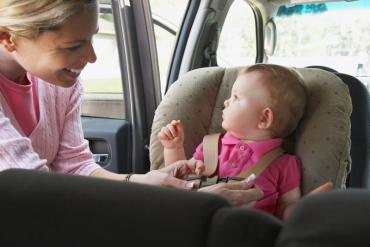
[193,132,301,214]
[0,72,100,175]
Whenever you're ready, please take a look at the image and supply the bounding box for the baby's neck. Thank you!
[240,131,276,142]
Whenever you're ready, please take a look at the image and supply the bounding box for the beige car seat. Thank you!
[149,66,352,194]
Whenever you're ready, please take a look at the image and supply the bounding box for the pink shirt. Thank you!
[0,72,39,136]
[0,73,100,175]
[193,132,301,214]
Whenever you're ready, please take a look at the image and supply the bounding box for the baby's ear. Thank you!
[0,31,16,52]
[258,108,274,129]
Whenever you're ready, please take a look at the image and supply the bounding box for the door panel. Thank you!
[81,0,160,174]
[82,117,131,173]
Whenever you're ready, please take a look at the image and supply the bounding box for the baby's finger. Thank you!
[158,131,169,141]
[171,119,181,125]
[176,121,184,132]
[166,123,178,137]
[159,127,173,139]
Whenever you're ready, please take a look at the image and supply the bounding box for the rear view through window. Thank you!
[269,0,370,90]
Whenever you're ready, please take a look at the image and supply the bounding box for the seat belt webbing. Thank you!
[203,133,284,179]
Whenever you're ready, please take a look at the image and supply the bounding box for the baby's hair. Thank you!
[239,64,307,137]
[0,0,97,39]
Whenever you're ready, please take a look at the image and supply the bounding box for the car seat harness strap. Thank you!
[188,133,284,189]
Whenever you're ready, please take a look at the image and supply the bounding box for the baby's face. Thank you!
[222,71,270,139]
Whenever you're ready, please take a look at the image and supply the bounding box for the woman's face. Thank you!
[11,5,98,87]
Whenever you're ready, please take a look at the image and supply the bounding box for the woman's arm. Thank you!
[276,187,301,220]
[91,160,263,208]
[51,82,100,175]
[90,159,205,189]
[276,182,333,220]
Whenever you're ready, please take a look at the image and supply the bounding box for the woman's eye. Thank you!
[66,44,82,51]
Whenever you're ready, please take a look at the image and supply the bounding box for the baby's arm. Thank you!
[275,187,301,220]
[158,120,186,166]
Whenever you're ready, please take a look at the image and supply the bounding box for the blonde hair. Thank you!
[239,64,307,137]
[0,0,97,38]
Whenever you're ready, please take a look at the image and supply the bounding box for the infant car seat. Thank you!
[150,66,352,194]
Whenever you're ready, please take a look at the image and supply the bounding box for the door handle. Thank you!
[92,153,110,165]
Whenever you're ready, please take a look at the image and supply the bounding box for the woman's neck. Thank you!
[0,48,28,85]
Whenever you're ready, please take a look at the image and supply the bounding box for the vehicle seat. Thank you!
[150,66,352,194]
[335,73,370,187]
[306,65,370,188]
[0,168,281,247]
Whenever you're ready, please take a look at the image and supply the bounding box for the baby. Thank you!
[159,64,307,219]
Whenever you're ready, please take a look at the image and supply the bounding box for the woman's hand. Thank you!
[198,179,264,207]
[131,159,204,189]
[308,182,333,195]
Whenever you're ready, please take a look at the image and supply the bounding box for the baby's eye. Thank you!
[232,94,238,100]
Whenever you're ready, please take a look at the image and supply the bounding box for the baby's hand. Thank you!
[158,120,185,149]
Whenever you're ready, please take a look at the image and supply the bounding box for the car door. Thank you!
[81,0,188,174]
[81,0,159,174]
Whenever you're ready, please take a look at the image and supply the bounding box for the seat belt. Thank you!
[202,133,285,181]
[203,133,222,177]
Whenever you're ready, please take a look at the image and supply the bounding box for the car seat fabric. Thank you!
[334,73,370,188]
[0,169,286,247]
[207,207,282,247]
[275,189,370,247]
[150,66,352,194]
[0,169,230,247]
[305,66,370,188]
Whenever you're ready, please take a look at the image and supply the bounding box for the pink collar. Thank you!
[221,132,283,157]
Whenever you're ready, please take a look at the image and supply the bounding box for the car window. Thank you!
[80,0,188,118]
[80,0,124,119]
[150,0,189,95]
[269,0,370,90]
[217,0,256,67]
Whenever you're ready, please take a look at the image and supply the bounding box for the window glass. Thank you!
[271,1,370,89]
[150,0,189,95]
[218,0,256,67]
[81,2,122,94]
[80,1,124,119]
[81,1,189,118]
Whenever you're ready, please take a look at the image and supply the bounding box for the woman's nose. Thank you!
[80,42,97,64]
[86,42,97,63]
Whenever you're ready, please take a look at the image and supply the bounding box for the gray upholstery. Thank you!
[276,189,370,247]
[333,73,370,188]
[306,66,370,188]
[2,169,370,247]
[0,169,281,247]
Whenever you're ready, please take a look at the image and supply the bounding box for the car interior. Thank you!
[2,0,370,246]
